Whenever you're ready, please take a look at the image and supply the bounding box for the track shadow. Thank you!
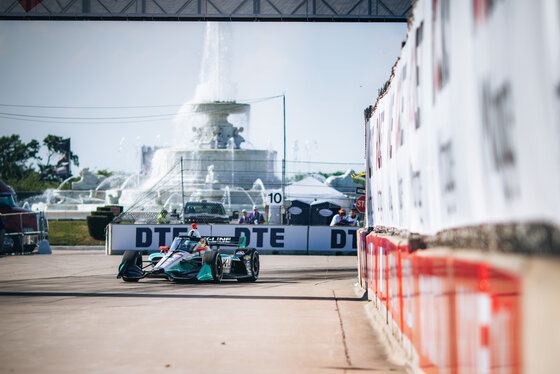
[0,291,367,302]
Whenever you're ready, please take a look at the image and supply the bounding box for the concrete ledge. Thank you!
[363,299,418,374]
[45,211,91,220]
[372,221,560,255]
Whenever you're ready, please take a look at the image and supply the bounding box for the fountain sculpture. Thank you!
[119,101,280,215]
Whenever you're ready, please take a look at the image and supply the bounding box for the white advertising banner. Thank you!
[109,224,212,251]
[307,226,359,254]
[365,0,560,235]
[210,224,308,253]
[107,224,358,254]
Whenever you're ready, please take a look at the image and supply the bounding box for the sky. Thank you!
[0,20,407,176]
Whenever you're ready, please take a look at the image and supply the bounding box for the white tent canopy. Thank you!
[278,176,350,207]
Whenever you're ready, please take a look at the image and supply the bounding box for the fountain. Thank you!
[123,99,280,217]
[150,102,279,188]
[115,23,280,220]
[145,23,279,196]
[24,23,281,221]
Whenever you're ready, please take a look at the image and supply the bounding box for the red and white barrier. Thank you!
[358,233,522,374]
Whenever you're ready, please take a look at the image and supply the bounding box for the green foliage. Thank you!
[0,133,85,192]
[86,215,111,241]
[40,135,79,182]
[43,135,79,166]
[318,171,345,179]
[288,171,366,190]
[96,169,113,177]
[353,177,365,188]
[291,174,307,182]
[38,164,58,182]
[4,172,59,192]
[0,135,40,180]
[289,171,346,183]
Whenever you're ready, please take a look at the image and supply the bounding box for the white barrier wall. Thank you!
[107,224,358,255]
[365,0,560,235]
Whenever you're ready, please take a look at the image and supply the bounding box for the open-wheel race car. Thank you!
[117,231,259,283]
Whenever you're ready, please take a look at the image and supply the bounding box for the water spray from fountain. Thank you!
[115,22,279,223]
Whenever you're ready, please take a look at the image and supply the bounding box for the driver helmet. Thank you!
[188,223,201,239]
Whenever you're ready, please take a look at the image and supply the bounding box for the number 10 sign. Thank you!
[267,192,283,206]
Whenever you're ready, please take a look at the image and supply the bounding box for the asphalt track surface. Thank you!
[0,249,405,374]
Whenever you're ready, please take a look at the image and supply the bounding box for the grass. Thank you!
[48,220,105,246]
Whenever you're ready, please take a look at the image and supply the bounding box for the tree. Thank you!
[0,135,40,180]
[40,135,79,182]
[96,169,113,178]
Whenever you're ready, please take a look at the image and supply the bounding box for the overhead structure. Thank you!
[0,0,411,21]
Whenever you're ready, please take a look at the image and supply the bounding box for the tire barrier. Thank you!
[357,230,522,374]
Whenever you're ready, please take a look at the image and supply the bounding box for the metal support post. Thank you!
[281,93,287,225]
[180,157,185,217]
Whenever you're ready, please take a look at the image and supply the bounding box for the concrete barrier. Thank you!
[357,230,560,374]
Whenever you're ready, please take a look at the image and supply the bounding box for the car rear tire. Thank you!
[23,244,37,253]
[12,235,23,254]
[238,249,259,282]
[0,235,19,254]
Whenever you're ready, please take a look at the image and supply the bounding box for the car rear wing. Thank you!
[203,236,246,247]
[175,235,246,248]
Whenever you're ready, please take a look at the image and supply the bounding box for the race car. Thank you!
[116,234,259,283]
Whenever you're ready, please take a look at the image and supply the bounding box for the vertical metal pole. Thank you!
[281,93,286,225]
[67,138,71,177]
[180,157,185,217]
[19,213,23,254]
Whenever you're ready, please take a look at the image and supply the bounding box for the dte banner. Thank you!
[106,224,358,255]
[211,224,307,253]
[110,224,212,251]
[308,227,358,254]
